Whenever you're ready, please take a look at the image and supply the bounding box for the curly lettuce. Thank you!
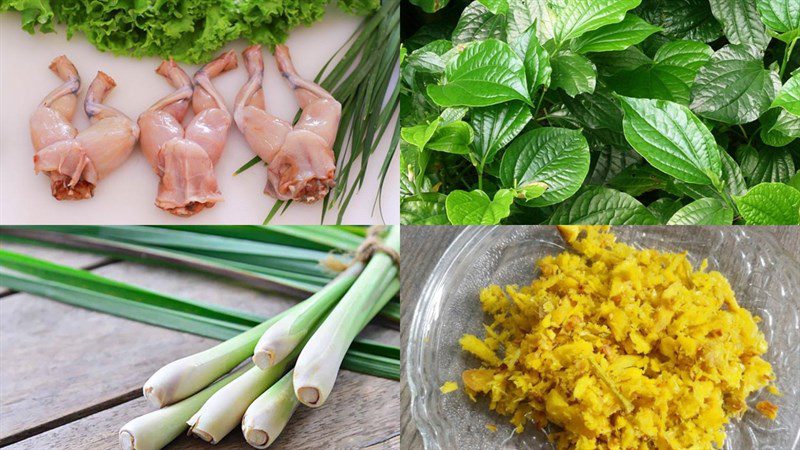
[0,0,378,63]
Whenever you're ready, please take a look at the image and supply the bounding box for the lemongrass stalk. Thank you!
[253,263,364,369]
[241,369,299,448]
[143,268,358,407]
[119,367,245,450]
[293,227,399,407]
[187,360,290,443]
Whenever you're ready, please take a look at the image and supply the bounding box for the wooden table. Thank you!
[0,242,399,450]
[399,226,800,450]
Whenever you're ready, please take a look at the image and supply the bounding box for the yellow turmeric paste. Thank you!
[459,226,776,449]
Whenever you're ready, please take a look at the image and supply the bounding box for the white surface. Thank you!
[0,8,399,225]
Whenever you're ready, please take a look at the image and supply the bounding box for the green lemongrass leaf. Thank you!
[0,249,260,327]
[263,201,286,225]
[159,226,362,252]
[260,226,363,252]
[0,269,249,340]
[0,228,400,323]
[0,229,323,295]
[0,255,399,379]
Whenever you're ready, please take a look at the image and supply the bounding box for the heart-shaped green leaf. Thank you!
[572,14,661,54]
[735,182,800,224]
[548,186,660,224]
[690,44,781,124]
[471,101,533,170]
[428,39,531,107]
[553,0,642,45]
[452,1,507,44]
[550,51,597,97]
[756,0,800,38]
[653,40,714,72]
[499,127,591,207]
[709,0,771,51]
[648,198,685,223]
[772,73,800,116]
[667,197,734,224]
[506,0,557,44]
[510,23,552,94]
[427,121,474,154]
[617,95,722,185]
[401,193,449,225]
[445,189,515,224]
[745,146,796,186]
[638,0,722,42]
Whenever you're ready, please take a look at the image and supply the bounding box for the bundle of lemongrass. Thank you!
[119,226,399,449]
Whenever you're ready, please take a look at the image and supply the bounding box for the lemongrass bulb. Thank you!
[119,368,244,450]
[253,264,362,369]
[242,370,299,448]
[143,319,276,408]
[187,362,287,444]
[294,227,399,407]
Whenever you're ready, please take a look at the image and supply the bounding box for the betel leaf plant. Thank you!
[400,0,800,225]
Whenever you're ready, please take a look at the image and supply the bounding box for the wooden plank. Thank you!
[398,226,800,449]
[6,371,399,450]
[1,258,397,446]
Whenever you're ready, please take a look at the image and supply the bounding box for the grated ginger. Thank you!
[459,226,776,450]
[440,381,459,394]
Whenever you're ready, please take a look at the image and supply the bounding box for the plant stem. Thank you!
[241,369,299,449]
[293,227,399,407]
[253,263,364,369]
[187,362,289,444]
[119,368,245,450]
[781,37,798,79]
[534,88,548,116]
[143,267,359,407]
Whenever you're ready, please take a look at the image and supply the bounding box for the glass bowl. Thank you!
[406,226,800,449]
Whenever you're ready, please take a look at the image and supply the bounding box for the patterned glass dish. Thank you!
[406,226,800,449]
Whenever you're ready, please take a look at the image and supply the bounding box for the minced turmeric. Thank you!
[459,226,776,449]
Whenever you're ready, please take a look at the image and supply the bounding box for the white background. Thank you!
[0,7,399,225]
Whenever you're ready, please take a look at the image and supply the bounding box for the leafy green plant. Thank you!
[401,0,800,224]
[0,0,379,63]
